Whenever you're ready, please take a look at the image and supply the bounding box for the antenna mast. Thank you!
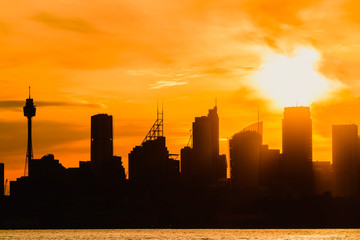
[142,102,164,145]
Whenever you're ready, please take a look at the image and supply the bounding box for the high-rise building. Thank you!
[0,163,4,197]
[332,124,359,197]
[90,113,126,195]
[230,130,262,188]
[259,145,280,188]
[129,108,179,186]
[129,136,179,185]
[191,106,226,184]
[281,106,313,194]
[229,122,263,188]
[91,114,113,164]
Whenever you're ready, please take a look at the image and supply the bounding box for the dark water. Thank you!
[0,229,359,239]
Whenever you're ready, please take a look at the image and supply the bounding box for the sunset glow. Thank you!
[254,47,338,107]
[1,0,360,184]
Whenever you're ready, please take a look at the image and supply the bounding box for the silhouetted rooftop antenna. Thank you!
[142,101,164,145]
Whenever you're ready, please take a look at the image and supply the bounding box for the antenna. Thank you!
[215,97,217,107]
[29,86,31,99]
[142,101,164,145]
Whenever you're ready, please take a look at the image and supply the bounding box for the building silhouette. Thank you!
[23,87,36,176]
[313,161,332,196]
[129,137,179,185]
[11,106,126,199]
[129,107,179,187]
[11,154,67,199]
[229,122,280,192]
[332,124,359,197]
[281,106,313,194]
[180,106,226,186]
[0,163,3,197]
[259,144,280,189]
[91,114,113,164]
[229,122,262,188]
[180,146,192,177]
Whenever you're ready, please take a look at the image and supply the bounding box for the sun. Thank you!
[254,47,333,107]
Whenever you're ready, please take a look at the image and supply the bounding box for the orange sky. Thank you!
[2,0,360,182]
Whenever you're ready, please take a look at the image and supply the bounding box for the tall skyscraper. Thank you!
[332,124,359,197]
[182,106,226,184]
[23,87,36,176]
[229,127,262,188]
[230,122,280,191]
[91,114,113,164]
[129,108,179,186]
[281,106,313,194]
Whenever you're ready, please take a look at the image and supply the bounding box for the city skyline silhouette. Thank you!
[2,0,360,230]
[2,92,360,228]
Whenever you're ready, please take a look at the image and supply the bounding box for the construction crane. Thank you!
[186,129,192,147]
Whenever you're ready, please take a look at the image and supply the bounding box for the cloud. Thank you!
[311,89,360,138]
[0,120,88,156]
[31,12,99,34]
[0,100,102,110]
[149,80,188,89]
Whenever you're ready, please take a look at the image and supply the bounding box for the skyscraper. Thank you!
[332,124,359,197]
[91,114,113,164]
[229,128,262,188]
[129,136,179,185]
[129,108,179,186]
[189,106,226,184]
[23,87,36,176]
[281,106,313,194]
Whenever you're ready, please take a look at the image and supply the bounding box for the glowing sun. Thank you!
[254,47,335,107]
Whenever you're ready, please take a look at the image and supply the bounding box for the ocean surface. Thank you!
[0,229,359,240]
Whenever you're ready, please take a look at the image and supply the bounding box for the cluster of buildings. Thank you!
[1,95,360,201]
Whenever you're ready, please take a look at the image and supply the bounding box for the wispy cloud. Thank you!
[31,12,99,34]
[0,100,102,109]
[149,80,188,89]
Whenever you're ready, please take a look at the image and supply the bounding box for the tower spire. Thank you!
[23,88,36,176]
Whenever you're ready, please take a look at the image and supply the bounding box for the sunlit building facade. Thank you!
[281,106,313,194]
[332,124,359,197]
